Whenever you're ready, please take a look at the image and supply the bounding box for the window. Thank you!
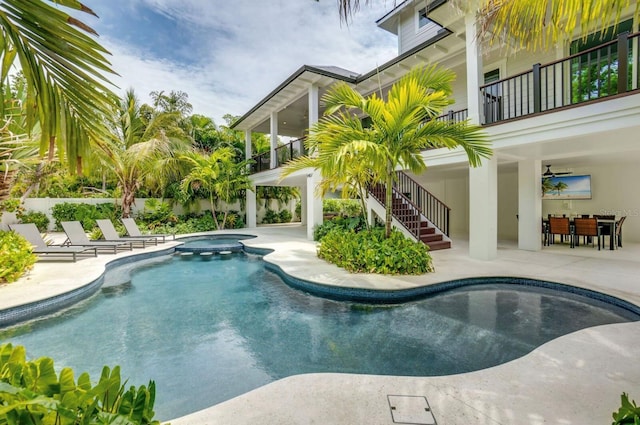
[417,7,431,29]
[569,19,633,102]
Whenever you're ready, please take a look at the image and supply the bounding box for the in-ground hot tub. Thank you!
[174,234,255,254]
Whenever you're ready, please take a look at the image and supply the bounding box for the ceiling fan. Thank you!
[543,164,572,178]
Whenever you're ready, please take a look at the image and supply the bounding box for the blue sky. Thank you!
[79,0,398,124]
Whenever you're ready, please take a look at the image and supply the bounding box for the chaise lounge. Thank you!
[121,217,173,243]
[9,223,98,262]
[96,219,157,248]
[61,221,133,254]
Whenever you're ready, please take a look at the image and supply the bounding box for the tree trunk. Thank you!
[121,186,136,218]
[47,136,56,161]
[19,162,45,202]
[0,169,17,202]
[76,156,83,175]
[384,163,393,238]
[209,194,220,229]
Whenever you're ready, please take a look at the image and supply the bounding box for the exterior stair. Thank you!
[370,180,452,251]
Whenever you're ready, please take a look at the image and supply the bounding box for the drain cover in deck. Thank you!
[387,395,436,424]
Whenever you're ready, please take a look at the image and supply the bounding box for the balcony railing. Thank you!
[480,31,640,124]
[250,137,307,174]
[435,108,468,124]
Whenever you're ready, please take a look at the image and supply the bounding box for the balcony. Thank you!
[480,31,640,125]
[249,137,306,175]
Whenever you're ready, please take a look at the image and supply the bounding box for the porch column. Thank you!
[270,111,278,168]
[469,156,497,260]
[309,84,319,129]
[300,185,308,226]
[518,159,542,250]
[464,2,482,125]
[245,129,257,228]
[245,129,252,161]
[246,186,257,228]
[306,171,323,240]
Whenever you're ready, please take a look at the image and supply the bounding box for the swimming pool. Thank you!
[1,250,638,421]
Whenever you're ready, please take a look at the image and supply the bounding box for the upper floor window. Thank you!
[417,7,431,29]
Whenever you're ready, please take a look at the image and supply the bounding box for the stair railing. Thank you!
[393,171,451,236]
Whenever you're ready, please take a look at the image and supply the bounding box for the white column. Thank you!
[246,186,257,228]
[464,4,482,125]
[469,156,498,260]
[245,129,252,161]
[518,160,542,251]
[300,185,308,226]
[270,111,278,168]
[306,171,323,240]
[308,84,319,129]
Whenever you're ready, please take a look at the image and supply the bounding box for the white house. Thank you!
[232,0,640,260]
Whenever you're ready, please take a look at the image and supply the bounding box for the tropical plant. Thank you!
[0,231,37,283]
[0,0,118,170]
[51,202,117,231]
[0,343,160,424]
[474,0,640,51]
[318,227,434,274]
[612,393,640,424]
[97,90,192,217]
[283,65,491,238]
[180,147,252,230]
[18,210,50,232]
[332,0,639,51]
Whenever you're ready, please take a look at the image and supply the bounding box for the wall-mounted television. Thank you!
[542,175,592,200]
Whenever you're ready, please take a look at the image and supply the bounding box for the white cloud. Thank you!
[95,1,398,124]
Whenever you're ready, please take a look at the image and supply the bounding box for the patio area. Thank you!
[1,224,639,424]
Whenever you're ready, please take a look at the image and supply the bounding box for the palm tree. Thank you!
[331,0,639,50]
[0,0,118,168]
[180,147,252,230]
[475,0,640,51]
[97,90,192,217]
[553,180,569,196]
[284,65,491,238]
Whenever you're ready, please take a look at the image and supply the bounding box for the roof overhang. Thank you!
[376,0,449,34]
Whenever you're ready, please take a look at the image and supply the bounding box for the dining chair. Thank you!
[546,217,573,247]
[594,215,616,248]
[614,216,626,248]
[572,217,601,250]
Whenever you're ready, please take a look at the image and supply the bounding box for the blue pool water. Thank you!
[1,253,638,420]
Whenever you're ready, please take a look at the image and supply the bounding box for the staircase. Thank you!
[369,177,451,251]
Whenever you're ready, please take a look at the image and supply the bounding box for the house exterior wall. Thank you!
[397,2,446,54]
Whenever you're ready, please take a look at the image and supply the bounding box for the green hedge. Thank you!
[318,228,434,275]
[18,210,50,232]
[51,202,118,231]
[0,231,37,284]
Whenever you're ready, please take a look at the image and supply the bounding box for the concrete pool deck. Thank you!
[1,224,639,424]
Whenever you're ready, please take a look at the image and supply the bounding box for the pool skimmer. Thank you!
[387,395,436,424]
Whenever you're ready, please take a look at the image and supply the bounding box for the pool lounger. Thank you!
[9,223,98,262]
[61,221,133,254]
[96,219,157,248]
[121,217,173,243]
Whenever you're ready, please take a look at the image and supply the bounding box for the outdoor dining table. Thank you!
[542,217,620,250]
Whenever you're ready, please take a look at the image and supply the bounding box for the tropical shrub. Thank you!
[323,198,361,218]
[136,200,177,229]
[314,216,367,241]
[279,209,292,223]
[0,231,37,283]
[18,210,50,232]
[0,198,24,214]
[612,393,640,424]
[318,227,434,275]
[51,202,118,231]
[0,343,160,424]
[262,209,280,224]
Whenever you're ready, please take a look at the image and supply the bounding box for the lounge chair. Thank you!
[61,221,133,254]
[9,223,98,262]
[121,217,173,243]
[96,219,157,248]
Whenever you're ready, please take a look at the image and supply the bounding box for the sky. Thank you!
[78,0,399,125]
